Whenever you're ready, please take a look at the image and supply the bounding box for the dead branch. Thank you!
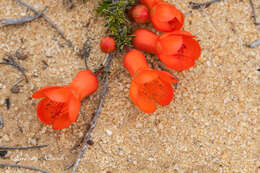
[0,7,47,25]
[0,163,50,173]
[189,0,221,9]
[72,53,113,173]
[0,145,47,150]
[249,0,260,25]
[0,112,3,129]
[0,54,28,82]
[15,0,76,51]
[67,0,74,9]
[248,39,260,48]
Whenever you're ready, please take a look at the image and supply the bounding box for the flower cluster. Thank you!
[32,0,201,129]
[125,0,201,112]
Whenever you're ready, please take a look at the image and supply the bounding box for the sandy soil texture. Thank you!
[0,0,259,172]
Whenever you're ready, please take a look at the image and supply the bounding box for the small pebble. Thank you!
[87,140,94,145]
[0,150,7,158]
[106,129,112,136]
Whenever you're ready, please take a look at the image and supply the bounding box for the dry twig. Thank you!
[0,54,28,82]
[67,0,74,9]
[0,163,50,173]
[0,7,47,25]
[15,0,76,50]
[249,0,260,25]
[72,53,113,173]
[79,39,92,70]
[0,145,47,150]
[0,112,3,129]
[189,0,221,9]
[248,39,260,48]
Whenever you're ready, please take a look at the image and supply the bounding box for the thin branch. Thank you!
[79,39,92,70]
[15,0,76,50]
[247,39,260,48]
[0,145,47,150]
[249,0,260,25]
[0,112,3,129]
[0,163,50,173]
[72,53,113,173]
[0,54,28,82]
[67,0,74,9]
[189,0,221,9]
[0,7,47,25]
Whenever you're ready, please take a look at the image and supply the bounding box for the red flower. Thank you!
[150,2,184,32]
[124,49,178,113]
[132,28,159,54]
[32,70,98,129]
[156,30,201,71]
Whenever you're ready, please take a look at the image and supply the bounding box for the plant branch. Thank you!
[67,0,74,9]
[189,0,221,9]
[247,39,260,48]
[0,54,28,82]
[249,0,260,25]
[14,0,76,50]
[0,112,3,129]
[72,53,113,173]
[0,163,50,173]
[0,145,47,150]
[0,7,47,25]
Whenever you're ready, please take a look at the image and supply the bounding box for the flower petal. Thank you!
[129,81,139,105]
[157,35,183,55]
[158,54,195,72]
[154,80,174,106]
[150,15,176,32]
[68,97,81,122]
[52,113,72,130]
[136,95,156,114]
[44,87,72,103]
[36,98,56,125]
[182,37,201,60]
[134,69,158,84]
[32,86,61,99]
[156,70,178,84]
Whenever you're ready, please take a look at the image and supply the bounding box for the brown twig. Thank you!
[72,53,113,173]
[0,7,47,25]
[0,145,47,150]
[15,0,76,50]
[67,0,74,9]
[0,54,28,82]
[0,163,50,173]
[247,39,260,48]
[189,0,221,9]
[249,0,260,25]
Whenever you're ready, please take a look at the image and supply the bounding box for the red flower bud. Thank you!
[100,36,116,53]
[130,5,149,24]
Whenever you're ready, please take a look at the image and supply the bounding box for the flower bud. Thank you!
[100,36,116,53]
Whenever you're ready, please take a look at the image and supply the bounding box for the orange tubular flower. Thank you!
[150,2,184,32]
[140,0,163,10]
[124,49,178,113]
[32,70,98,130]
[156,30,201,72]
[132,28,159,54]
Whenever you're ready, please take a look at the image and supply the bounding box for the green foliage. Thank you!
[96,0,135,50]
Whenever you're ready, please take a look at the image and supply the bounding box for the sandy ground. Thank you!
[0,0,259,173]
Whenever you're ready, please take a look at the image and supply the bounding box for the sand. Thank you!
[0,0,259,172]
